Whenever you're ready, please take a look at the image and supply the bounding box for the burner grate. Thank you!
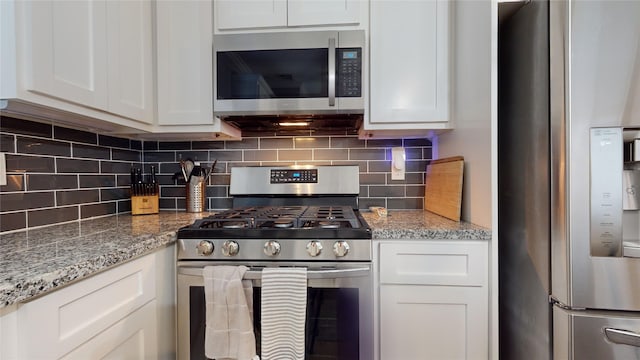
[301,206,360,228]
[193,205,362,230]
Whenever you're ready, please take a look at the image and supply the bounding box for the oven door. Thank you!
[177,261,373,360]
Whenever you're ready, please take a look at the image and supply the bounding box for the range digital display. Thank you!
[270,169,318,183]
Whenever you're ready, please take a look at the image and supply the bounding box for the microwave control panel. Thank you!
[337,48,362,98]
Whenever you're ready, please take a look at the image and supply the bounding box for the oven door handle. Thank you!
[178,267,371,279]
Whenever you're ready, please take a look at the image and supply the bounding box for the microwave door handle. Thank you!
[328,37,336,107]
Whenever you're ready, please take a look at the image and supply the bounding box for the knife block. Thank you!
[131,183,159,215]
[131,194,159,215]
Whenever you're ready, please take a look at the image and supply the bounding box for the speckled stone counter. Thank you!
[0,211,212,309]
[1,209,490,309]
[362,210,491,240]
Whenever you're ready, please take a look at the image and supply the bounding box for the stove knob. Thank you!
[196,240,214,256]
[222,240,239,257]
[306,241,323,257]
[333,241,350,257]
[263,240,281,257]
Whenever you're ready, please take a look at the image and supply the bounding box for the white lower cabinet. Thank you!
[11,245,175,360]
[59,300,158,360]
[377,241,488,360]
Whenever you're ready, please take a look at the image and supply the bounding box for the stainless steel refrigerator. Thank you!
[499,0,640,359]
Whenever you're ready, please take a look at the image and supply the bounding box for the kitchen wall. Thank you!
[0,116,141,233]
[144,134,432,212]
[438,0,494,229]
[0,116,433,233]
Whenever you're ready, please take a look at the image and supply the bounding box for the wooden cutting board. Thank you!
[424,156,464,221]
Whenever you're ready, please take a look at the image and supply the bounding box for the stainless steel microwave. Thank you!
[213,30,365,116]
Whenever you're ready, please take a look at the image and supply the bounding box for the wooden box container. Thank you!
[131,195,159,215]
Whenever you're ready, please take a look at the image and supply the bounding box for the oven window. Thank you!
[189,286,360,359]
[217,49,329,100]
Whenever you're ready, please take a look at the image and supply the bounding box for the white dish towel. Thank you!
[203,265,257,360]
[260,267,308,360]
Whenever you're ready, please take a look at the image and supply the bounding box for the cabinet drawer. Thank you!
[379,241,487,286]
[18,254,156,359]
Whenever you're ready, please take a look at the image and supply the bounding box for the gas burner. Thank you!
[274,219,294,228]
[318,221,340,229]
[222,221,248,229]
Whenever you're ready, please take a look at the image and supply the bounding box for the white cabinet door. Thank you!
[17,254,156,359]
[60,300,158,360]
[215,0,287,30]
[214,0,360,30]
[288,0,361,26]
[380,284,488,360]
[27,0,108,110]
[105,0,153,123]
[368,0,449,128]
[25,0,153,125]
[377,240,489,360]
[156,0,215,126]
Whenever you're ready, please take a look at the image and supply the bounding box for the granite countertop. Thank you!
[362,210,492,240]
[0,211,212,309]
[1,209,490,309]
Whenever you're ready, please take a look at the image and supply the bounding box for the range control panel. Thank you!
[270,169,318,183]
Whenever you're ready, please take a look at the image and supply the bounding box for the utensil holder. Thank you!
[186,181,206,213]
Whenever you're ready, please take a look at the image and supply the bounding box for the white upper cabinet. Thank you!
[27,0,109,111]
[11,0,153,126]
[216,0,287,30]
[362,0,450,137]
[214,0,361,31]
[155,0,241,139]
[105,0,154,123]
[156,0,214,126]
[288,0,361,27]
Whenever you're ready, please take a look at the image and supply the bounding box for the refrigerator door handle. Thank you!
[604,328,640,347]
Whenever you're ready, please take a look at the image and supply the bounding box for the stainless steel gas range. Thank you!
[176,165,373,360]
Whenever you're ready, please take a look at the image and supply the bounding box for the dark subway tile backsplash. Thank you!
[54,126,97,144]
[81,203,116,219]
[73,144,111,160]
[6,154,55,173]
[1,212,26,232]
[80,175,116,188]
[28,206,79,227]
[1,117,142,233]
[28,174,78,190]
[56,189,100,206]
[1,134,15,152]
[1,192,55,212]
[0,117,52,138]
[57,158,100,173]
[1,117,434,233]
[17,137,71,157]
[144,135,433,212]
[1,175,24,192]
[100,188,130,201]
[99,134,131,149]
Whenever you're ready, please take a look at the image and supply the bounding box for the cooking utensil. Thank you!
[189,162,202,183]
[179,160,188,182]
[204,159,217,183]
